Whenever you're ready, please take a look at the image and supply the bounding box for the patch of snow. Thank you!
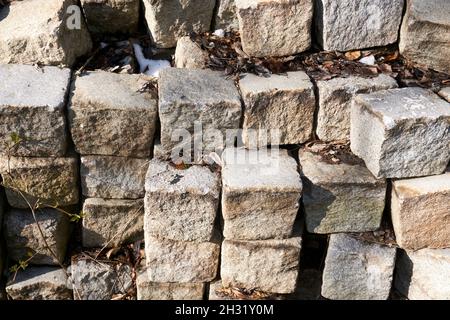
[133,43,171,77]
[359,55,376,65]
[213,29,225,37]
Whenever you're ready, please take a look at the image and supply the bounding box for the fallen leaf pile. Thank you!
[190,32,450,92]
[304,141,365,166]
[215,287,278,300]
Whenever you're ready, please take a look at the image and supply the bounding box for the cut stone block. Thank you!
[350,87,450,178]
[299,147,386,234]
[144,159,220,242]
[395,248,450,300]
[6,267,72,300]
[399,0,450,74]
[315,0,404,51]
[159,68,241,157]
[82,198,144,248]
[0,156,79,209]
[236,0,313,57]
[81,0,139,36]
[322,233,396,300]
[80,156,148,199]
[4,208,71,265]
[0,0,92,66]
[439,87,450,103]
[214,0,239,32]
[391,170,450,250]
[221,236,302,294]
[137,266,205,300]
[0,64,71,157]
[222,148,302,240]
[143,0,216,48]
[69,71,158,158]
[239,72,315,146]
[145,236,220,283]
[174,36,208,69]
[71,258,133,300]
[316,74,398,142]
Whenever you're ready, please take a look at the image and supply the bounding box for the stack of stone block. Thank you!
[216,148,303,297]
[0,64,79,299]
[140,159,221,300]
[304,86,450,300]
[68,70,158,252]
[351,87,450,300]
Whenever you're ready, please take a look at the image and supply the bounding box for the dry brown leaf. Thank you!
[344,50,362,61]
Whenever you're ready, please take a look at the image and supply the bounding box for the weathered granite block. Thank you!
[80,156,148,199]
[174,36,208,69]
[143,0,216,48]
[315,0,404,51]
[144,159,220,242]
[299,147,386,234]
[222,148,302,240]
[145,236,220,283]
[214,0,239,32]
[350,88,450,178]
[439,87,450,103]
[0,0,92,66]
[137,266,205,300]
[71,258,133,300]
[221,236,302,294]
[82,198,144,248]
[6,267,72,300]
[69,71,158,158]
[322,234,396,300]
[240,72,315,146]
[159,68,241,157]
[391,170,450,250]
[395,248,450,300]
[399,0,450,74]
[236,0,313,57]
[0,64,71,157]
[81,0,139,36]
[4,208,71,265]
[316,75,398,142]
[0,156,79,209]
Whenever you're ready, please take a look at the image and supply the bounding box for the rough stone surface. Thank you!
[316,75,398,142]
[0,0,92,66]
[6,267,72,300]
[4,208,71,265]
[137,266,205,300]
[71,259,133,300]
[350,88,450,179]
[143,0,216,48]
[159,68,241,157]
[315,0,404,51]
[80,156,148,199]
[81,0,139,36]
[145,236,220,283]
[0,64,71,157]
[222,148,302,240]
[69,71,157,158]
[174,36,208,69]
[439,87,450,103]
[145,159,220,242]
[82,198,144,248]
[399,0,450,74]
[391,170,450,250]
[236,0,313,57]
[221,236,302,294]
[322,233,396,300]
[0,156,79,209]
[239,72,315,146]
[214,0,239,31]
[395,248,450,300]
[299,148,386,234]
